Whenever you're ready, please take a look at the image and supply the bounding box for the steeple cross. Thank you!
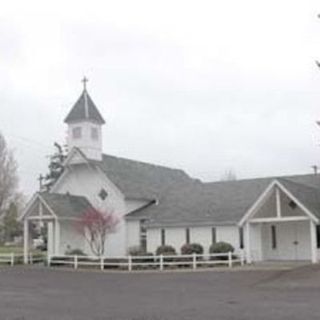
[82,76,88,90]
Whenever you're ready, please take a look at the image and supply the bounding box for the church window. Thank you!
[72,127,82,139]
[186,228,190,244]
[91,127,98,140]
[98,188,108,200]
[212,227,216,245]
[161,229,166,246]
[140,220,147,251]
[239,227,244,249]
[271,225,277,249]
[317,225,320,248]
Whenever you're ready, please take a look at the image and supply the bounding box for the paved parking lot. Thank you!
[1,265,320,320]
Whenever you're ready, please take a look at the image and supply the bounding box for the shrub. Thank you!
[128,246,154,265]
[210,242,234,254]
[181,243,204,255]
[65,248,86,256]
[128,246,147,256]
[155,245,176,256]
[209,242,234,260]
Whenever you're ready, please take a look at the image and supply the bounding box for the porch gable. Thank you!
[20,193,57,221]
[239,179,319,226]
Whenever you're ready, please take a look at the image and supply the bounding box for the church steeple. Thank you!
[65,78,105,161]
[64,78,105,125]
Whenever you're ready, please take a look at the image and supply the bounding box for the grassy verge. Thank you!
[0,246,43,255]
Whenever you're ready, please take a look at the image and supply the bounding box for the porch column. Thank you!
[54,220,60,255]
[245,222,252,264]
[23,219,29,264]
[310,220,317,264]
[275,187,281,218]
[47,221,54,256]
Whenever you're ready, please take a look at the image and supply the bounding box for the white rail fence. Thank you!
[0,253,44,266]
[48,252,245,271]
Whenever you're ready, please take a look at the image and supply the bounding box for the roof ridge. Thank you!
[278,177,320,192]
[100,153,192,176]
[205,173,318,186]
[41,192,89,201]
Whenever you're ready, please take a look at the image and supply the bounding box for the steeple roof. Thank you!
[64,88,105,124]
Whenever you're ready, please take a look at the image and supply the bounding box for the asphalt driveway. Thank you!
[0,265,320,320]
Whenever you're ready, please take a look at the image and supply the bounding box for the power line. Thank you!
[4,133,55,149]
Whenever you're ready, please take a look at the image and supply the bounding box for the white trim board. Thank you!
[239,179,319,226]
[238,180,277,226]
[20,193,58,221]
[249,216,309,223]
[276,181,318,223]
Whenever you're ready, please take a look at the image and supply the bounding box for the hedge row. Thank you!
[151,242,234,256]
[64,242,235,259]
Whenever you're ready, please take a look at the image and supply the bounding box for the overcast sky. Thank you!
[1,0,320,196]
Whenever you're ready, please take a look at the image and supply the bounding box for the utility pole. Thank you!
[38,174,45,191]
[311,165,318,175]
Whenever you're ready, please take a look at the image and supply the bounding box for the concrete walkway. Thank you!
[243,260,310,271]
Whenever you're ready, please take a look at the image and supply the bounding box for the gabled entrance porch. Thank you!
[239,179,319,264]
[20,193,60,264]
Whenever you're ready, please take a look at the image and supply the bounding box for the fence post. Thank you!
[128,255,132,271]
[74,255,78,269]
[192,253,197,270]
[10,253,14,266]
[100,256,104,271]
[160,254,164,271]
[240,250,245,266]
[228,251,232,268]
[47,254,51,267]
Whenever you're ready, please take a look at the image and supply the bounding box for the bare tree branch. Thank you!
[0,133,18,218]
[75,208,120,256]
[220,169,237,181]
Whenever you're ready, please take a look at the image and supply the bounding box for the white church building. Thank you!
[21,82,320,264]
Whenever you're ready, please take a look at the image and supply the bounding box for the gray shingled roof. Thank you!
[40,192,94,218]
[277,178,320,219]
[126,173,320,227]
[91,154,194,200]
[64,90,105,124]
[78,151,320,226]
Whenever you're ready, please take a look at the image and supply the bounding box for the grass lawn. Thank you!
[0,246,43,255]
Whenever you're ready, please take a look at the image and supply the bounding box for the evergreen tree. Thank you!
[0,132,18,217]
[1,202,22,242]
[42,142,67,191]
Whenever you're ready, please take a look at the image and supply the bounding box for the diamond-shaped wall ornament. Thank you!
[288,200,297,210]
[98,188,108,200]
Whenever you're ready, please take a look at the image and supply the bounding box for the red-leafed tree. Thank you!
[76,208,120,256]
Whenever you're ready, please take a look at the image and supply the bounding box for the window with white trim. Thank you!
[317,225,320,248]
[186,228,190,244]
[161,229,166,246]
[91,127,98,140]
[72,127,82,139]
[140,220,147,251]
[239,227,244,249]
[271,225,277,249]
[212,227,216,244]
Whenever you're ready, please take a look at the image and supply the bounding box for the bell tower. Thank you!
[64,78,105,161]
